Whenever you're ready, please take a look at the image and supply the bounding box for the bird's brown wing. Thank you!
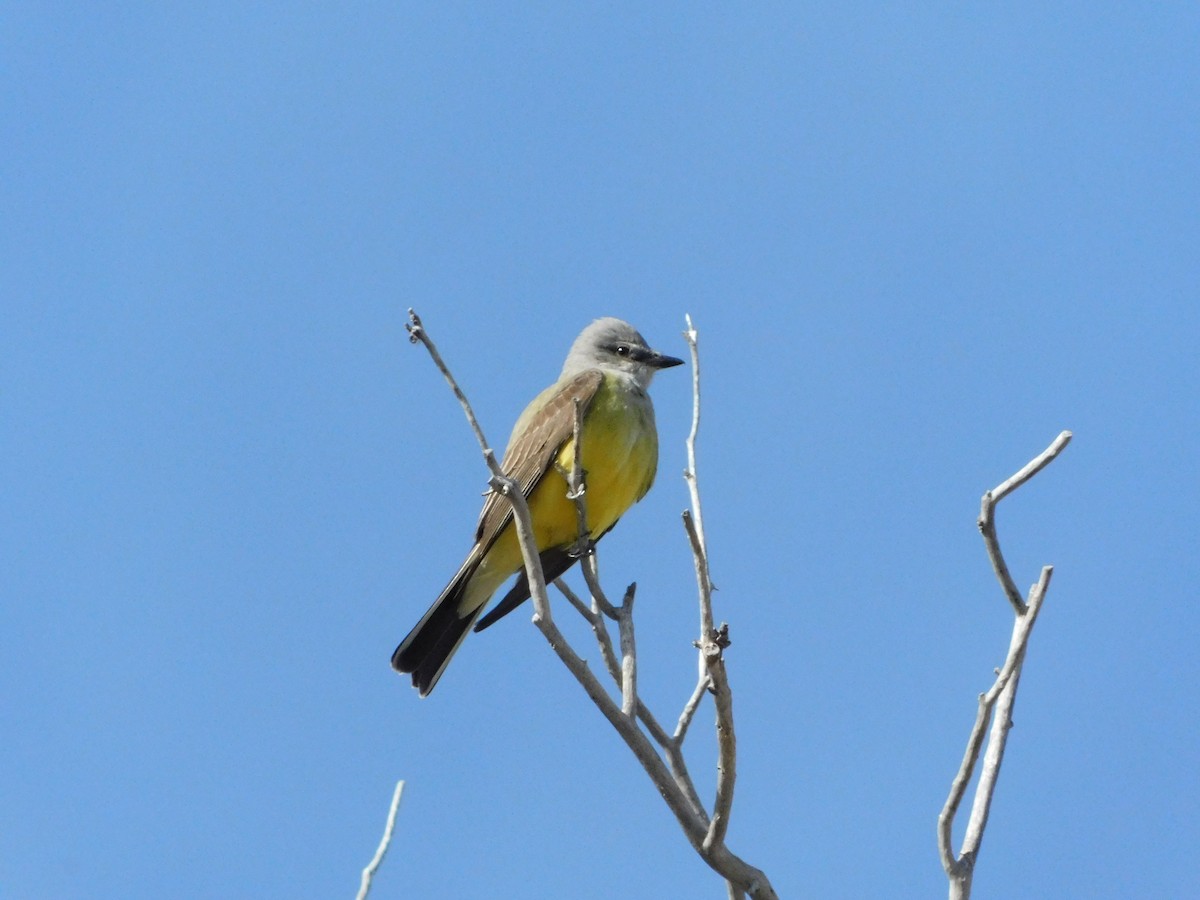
[472,369,603,553]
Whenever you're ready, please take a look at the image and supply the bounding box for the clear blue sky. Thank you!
[3,5,1197,899]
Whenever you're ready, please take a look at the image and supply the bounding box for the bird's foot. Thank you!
[569,532,596,558]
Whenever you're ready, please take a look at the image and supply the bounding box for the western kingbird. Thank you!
[392,317,684,696]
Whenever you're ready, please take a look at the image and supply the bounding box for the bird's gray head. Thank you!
[560,318,685,388]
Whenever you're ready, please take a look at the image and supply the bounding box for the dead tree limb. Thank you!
[938,430,1072,900]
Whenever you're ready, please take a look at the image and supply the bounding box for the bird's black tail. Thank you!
[392,558,483,697]
[472,547,577,632]
[393,544,585,694]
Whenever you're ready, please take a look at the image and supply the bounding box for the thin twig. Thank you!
[682,316,714,637]
[503,471,552,624]
[683,510,714,631]
[555,578,596,623]
[675,672,713,745]
[357,780,405,900]
[406,310,492,458]
[682,314,708,563]
[562,395,634,719]
[408,316,548,619]
[989,432,1073,505]
[702,636,737,854]
[557,576,697,800]
[682,506,738,846]
[581,553,619,619]
[978,430,1072,614]
[534,573,709,844]
[530,589,772,895]
[565,397,620,621]
[567,397,592,559]
[617,583,639,718]
[555,579,622,686]
[557,411,705,813]
[680,317,740,858]
[960,568,1051,857]
[563,395,636,717]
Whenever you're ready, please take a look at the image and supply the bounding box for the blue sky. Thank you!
[2,4,1197,898]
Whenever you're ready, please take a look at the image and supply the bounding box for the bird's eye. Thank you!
[614,344,630,356]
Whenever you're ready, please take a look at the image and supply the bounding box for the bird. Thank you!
[392,317,684,696]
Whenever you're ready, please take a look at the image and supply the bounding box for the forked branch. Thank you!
[938,431,1072,900]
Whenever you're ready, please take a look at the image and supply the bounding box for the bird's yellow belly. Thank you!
[543,379,658,543]
[472,378,658,595]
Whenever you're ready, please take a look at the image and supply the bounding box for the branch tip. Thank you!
[357,780,406,900]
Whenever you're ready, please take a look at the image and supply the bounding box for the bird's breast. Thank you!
[555,374,659,535]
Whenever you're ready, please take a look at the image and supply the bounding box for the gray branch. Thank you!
[357,780,405,900]
[977,431,1072,614]
[938,431,1071,899]
[683,314,715,635]
[681,319,740,865]
[405,311,494,458]
[675,671,712,745]
[553,577,709,822]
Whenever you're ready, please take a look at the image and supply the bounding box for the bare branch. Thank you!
[682,314,708,561]
[533,578,712,848]
[978,430,1072,613]
[560,396,639,718]
[405,310,493,459]
[675,672,712,745]
[554,579,623,693]
[357,780,405,900]
[960,568,1052,857]
[617,583,639,718]
[567,397,592,559]
[562,395,634,720]
[564,396,620,621]
[552,352,710,822]
[938,569,1053,875]
[556,576,699,808]
[503,473,553,623]
[554,578,596,623]
[682,316,714,637]
[940,431,1070,899]
[683,510,715,634]
[989,431,1073,505]
[580,554,619,619]
[680,318,741,861]
[701,624,736,854]
[939,695,991,873]
[402,319,546,626]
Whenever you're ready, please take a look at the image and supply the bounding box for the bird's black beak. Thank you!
[649,350,685,369]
